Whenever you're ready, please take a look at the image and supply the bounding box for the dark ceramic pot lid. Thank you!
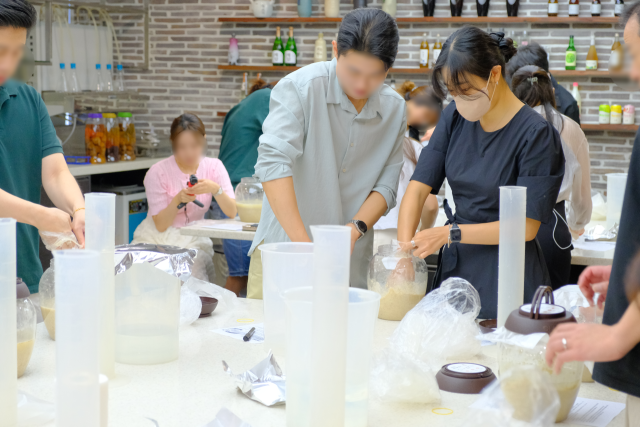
[436,363,496,394]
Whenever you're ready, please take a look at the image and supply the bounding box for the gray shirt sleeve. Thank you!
[255,78,306,182]
[373,109,407,215]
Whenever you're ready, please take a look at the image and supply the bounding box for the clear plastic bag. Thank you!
[180,285,202,327]
[460,366,560,427]
[553,285,602,324]
[38,230,80,251]
[17,391,55,426]
[185,276,238,309]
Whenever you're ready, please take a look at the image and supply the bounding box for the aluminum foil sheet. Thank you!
[114,243,197,280]
[222,351,286,406]
[584,224,618,241]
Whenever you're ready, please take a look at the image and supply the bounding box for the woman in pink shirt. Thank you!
[132,113,236,281]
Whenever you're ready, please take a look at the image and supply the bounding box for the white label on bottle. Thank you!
[624,114,635,125]
[568,4,580,14]
[272,50,283,64]
[447,363,487,374]
[600,111,611,124]
[285,50,296,65]
[610,50,620,67]
[420,49,429,65]
[433,49,441,63]
[615,3,624,14]
[586,60,598,70]
[520,303,565,315]
[591,3,601,14]
[611,111,622,124]
[548,3,559,13]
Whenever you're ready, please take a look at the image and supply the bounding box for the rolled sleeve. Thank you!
[39,95,63,158]
[374,111,406,214]
[411,103,452,194]
[255,78,306,183]
[516,122,565,224]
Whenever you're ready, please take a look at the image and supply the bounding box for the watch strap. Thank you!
[349,220,367,240]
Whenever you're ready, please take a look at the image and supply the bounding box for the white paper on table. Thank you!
[562,397,625,427]
[211,323,265,343]
[572,237,616,252]
[201,223,245,232]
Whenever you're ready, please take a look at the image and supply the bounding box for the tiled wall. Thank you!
[98,0,637,192]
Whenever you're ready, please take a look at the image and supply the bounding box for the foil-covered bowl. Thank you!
[114,243,197,280]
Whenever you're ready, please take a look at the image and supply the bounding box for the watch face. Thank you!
[357,220,368,234]
[450,227,462,243]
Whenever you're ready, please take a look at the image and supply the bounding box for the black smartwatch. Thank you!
[449,223,462,245]
[349,220,367,240]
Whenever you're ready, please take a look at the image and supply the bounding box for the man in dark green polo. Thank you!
[1,0,85,292]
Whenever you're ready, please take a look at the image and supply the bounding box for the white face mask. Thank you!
[453,75,497,122]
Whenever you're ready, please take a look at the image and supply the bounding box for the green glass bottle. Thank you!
[272,26,285,66]
[284,26,298,67]
[565,35,577,70]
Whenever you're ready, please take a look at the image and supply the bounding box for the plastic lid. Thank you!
[117,112,132,118]
[573,82,579,87]
[436,363,496,394]
[107,64,112,70]
[71,63,76,69]
[59,63,65,69]
[504,286,576,335]
[117,64,123,70]
[96,64,101,69]
[88,113,103,118]
[600,104,611,112]
[612,105,623,113]
[17,278,30,299]
[103,113,117,118]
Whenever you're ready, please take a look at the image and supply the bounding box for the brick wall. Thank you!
[97,0,637,192]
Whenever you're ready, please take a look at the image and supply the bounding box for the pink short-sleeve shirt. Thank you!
[144,156,235,228]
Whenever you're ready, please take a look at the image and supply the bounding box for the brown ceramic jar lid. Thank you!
[16,277,30,299]
[504,286,576,335]
[436,363,496,394]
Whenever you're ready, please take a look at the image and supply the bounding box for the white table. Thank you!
[18,298,626,427]
[67,157,168,177]
[180,219,256,242]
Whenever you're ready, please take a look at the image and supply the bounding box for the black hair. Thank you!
[337,8,399,71]
[621,1,640,31]
[511,65,564,133]
[0,0,37,29]
[431,26,517,100]
[506,43,550,83]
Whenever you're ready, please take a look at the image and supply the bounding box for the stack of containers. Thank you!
[117,112,136,161]
[85,113,106,164]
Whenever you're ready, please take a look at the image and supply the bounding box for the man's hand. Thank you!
[346,223,360,254]
[72,208,86,247]
[189,179,221,196]
[410,226,449,259]
[578,265,612,308]
[174,188,197,206]
[35,207,72,233]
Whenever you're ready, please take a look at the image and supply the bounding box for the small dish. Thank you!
[200,297,218,317]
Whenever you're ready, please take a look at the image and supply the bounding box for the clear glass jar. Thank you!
[499,335,583,423]
[16,278,37,377]
[234,177,264,223]
[39,260,56,341]
[367,244,429,320]
[103,113,120,163]
[84,113,106,164]
[118,112,136,161]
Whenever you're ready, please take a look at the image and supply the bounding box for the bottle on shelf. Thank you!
[420,33,429,69]
[325,0,340,17]
[586,34,598,70]
[241,72,248,100]
[68,63,79,93]
[476,0,490,17]
[565,35,577,70]
[57,63,68,92]
[314,33,327,63]
[571,82,582,119]
[298,0,312,17]
[382,0,397,17]
[432,34,442,68]
[228,33,239,66]
[390,79,397,90]
[568,0,579,17]
[353,0,367,8]
[511,30,518,48]
[450,0,463,17]
[521,30,529,46]
[548,0,559,16]
[272,26,285,66]
[506,0,519,17]
[284,26,298,67]
[423,0,436,16]
[104,64,114,92]
[94,64,104,92]
[615,0,624,17]
[591,0,601,16]
[115,64,125,92]
[610,33,624,72]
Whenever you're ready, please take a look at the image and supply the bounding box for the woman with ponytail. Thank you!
[397,27,565,318]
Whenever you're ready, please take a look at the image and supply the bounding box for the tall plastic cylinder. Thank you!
[85,193,116,379]
[285,287,380,427]
[606,173,628,228]
[0,218,17,427]
[310,226,350,427]
[55,250,101,427]
[325,0,340,17]
[260,242,313,358]
[497,186,527,327]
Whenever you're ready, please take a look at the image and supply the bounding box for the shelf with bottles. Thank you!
[581,123,639,131]
[219,16,620,24]
[218,65,432,74]
[52,90,139,98]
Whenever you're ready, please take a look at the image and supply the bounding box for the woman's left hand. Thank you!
[545,323,629,375]
[410,226,449,258]
[189,179,221,195]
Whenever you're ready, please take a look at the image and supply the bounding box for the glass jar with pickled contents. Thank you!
[498,286,583,423]
[103,113,120,162]
[367,243,429,320]
[16,278,37,377]
[118,112,136,161]
[84,113,106,164]
[234,177,264,223]
[39,260,56,340]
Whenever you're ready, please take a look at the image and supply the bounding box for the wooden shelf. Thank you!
[217,112,227,117]
[219,16,619,24]
[218,65,430,74]
[581,124,639,132]
[552,70,626,77]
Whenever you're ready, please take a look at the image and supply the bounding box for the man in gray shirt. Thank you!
[247,8,407,297]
